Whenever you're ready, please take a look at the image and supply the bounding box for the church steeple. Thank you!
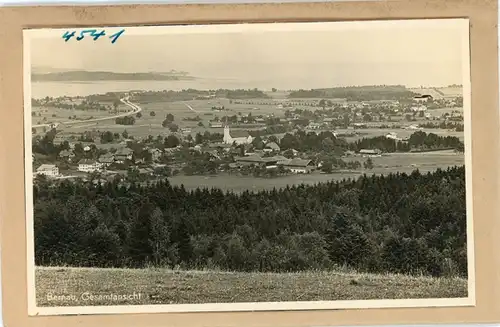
[223,124,231,144]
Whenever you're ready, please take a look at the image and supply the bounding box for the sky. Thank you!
[28,19,468,89]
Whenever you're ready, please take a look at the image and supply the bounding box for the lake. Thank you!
[32,79,287,98]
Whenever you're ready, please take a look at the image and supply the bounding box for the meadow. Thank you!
[168,150,464,192]
[34,94,464,142]
[408,87,462,99]
[35,266,467,307]
[32,106,112,125]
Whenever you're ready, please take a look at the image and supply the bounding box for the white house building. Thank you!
[386,132,399,140]
[283,158,316,174]
[209,122,223,128]
[78,159,102,173]
[36,164,59,177]
[413,95,433,103]
[306,123,321,130]
[359,149,382,157]
[223,125,253,145]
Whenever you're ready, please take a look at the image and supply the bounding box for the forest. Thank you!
[33,166,467,278]
[288,85,418,101]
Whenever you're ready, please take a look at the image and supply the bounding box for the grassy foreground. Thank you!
[35,266,468,307]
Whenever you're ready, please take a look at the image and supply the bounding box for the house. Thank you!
[306,123,321,130]
[271,155,291,165]
[148,148,163,162]
[58,149,75,161]
[36,164,59,177]
[413,95,433,103]
[234,155,279,169]
[385,132,399,140]
[78,159,102,173]
[223,125,253,145]
[114,148,134,163]
[98,153,115,167]
[283,158,316,173]
[264,142,280,153]
[209,122,223,128]
[359,149,382,157]
[138,167,155,176]
[406,124,423,130]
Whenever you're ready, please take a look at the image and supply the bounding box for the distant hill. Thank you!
[31,70,195,82]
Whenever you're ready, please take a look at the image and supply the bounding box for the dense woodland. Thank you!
[288,85,418,101]
[277,130,464,154]
[33,166,467,278]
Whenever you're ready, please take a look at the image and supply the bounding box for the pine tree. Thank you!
[148,207,171,266]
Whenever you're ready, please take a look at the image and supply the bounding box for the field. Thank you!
[32,106,113,124]
[34,95,464,142]
[35,266,467,307]
[410,87,463,99]
[39,98,273,139]
[31,102,131,132]
[169,150,464,192]
[33,97,334,139]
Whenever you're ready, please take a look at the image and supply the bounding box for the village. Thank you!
[33,124,367,182]
[31,88,465,188]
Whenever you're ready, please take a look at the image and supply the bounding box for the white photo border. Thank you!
[23,18,475,316]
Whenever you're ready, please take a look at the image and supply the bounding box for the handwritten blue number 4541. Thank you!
[62,29,125,44]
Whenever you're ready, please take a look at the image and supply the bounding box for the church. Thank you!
[223,125,254,145]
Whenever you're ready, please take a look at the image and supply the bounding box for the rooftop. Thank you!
[37,164,57,171]
[265,142,280,150]
[78,159,97,165]
[359,149,381,154]
[234,155,278,163]
[284,158,314,167]
[115,148,133,155]
[229,130,251,138]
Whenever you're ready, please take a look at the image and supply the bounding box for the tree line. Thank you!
[288,85,418,101]
[349,131,464,153]
[276,130,464,154]
[33,166,467,278]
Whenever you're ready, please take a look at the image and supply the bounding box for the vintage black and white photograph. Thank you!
[24,19,474,315]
